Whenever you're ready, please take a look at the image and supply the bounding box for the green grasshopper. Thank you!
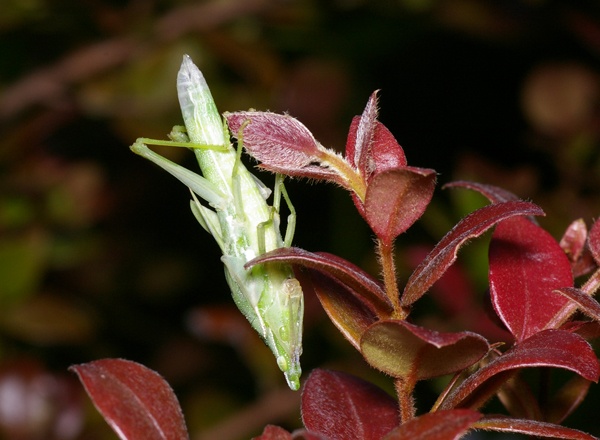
[130,55,303,390]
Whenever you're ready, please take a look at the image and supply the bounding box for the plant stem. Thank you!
[395,378,416,423]
[378,239,407,319]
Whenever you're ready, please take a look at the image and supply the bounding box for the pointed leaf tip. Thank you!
[71,359,189,440]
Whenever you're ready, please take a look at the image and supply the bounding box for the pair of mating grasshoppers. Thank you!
[131,55,303,390]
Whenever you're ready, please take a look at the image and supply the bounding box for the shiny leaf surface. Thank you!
[70,359,188,440]
[489,217,573,341]
[247,247,391,315]
[360,320,488,382]
[402,201,544,307]
[474,416,597,439]
[382,409,481,440]
[302,369,399,440]
[296,270,377,350]
[363,167,436,245]
[439,329,600,410]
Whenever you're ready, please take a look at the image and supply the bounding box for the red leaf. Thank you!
[360,320,489,383]
[345,92,407,181]
[561,219,588,263]
[439,329,600,411]
[402,201,545,307]
[382,409,481,440]
[588,218,600,265]
[363,167,436,245]
[225,111,357,190]
[489,217,573,341]
[70,359,188,440]
[247,247,392,315]
[301,369,399,440]
[554,287,600,323]
[296,270,377,350]
[474,416,597,440]
[443,181,520,203]
[253,425,293,440]
[544,375,592,424]
[560,219,596,277]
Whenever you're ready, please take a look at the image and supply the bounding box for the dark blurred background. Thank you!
[1,0,600,438]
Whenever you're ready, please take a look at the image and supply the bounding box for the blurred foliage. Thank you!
[1,0,600,438]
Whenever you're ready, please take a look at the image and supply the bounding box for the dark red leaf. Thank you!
[544,375,592,424]
[296,270,377,351]
[402,201,545,307]
[554,287,600,323]
[253,425,293,440]
[473,416,596,439]
[345,92,407,180]
[247,247,392,315]
[443,181,520,203]
[561,219,588,263]
[302,369,399,440]
[560,219,596,277]
[382,409,481,440]
[70,359,188,440]
[360,320,489,383]
[588,218,600,265]
[225,111,358,191]
[438,329,600,411]
[489,217,573,341]
[363,167,436,245]
[496,374,542,420]
[291,429,330,440]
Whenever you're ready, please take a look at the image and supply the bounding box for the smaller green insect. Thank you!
[130,55,304,390]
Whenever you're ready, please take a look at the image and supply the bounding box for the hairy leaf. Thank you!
[225,112,358,191]
[443,181,520,203]
[473,416,597,439]
[438,329,600,410]
[360,320,488,383]
[554,287,600,322]
[382,409,481,440]
[402,201,544,307]
[296,270,377,350]
[489,217,573,341]
[302,369,399,440]
[247,247,392,315]
[363,167,436,245]
[70,359,188,440]
[588,217,600,265]
[345,92,407,182]
[253,425,293,440]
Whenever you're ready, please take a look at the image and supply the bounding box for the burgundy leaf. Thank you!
[345,92,407,180]
[554,287,600,322]
[489,217,573,342]
[360,320,489,383]
[402,201,545,307]
[70,359,188,440]
[544,375,592,424]
[588,217,600,265]
[443,181,520,203]
[247,247,392,315]
[496,374,542,420]
[225,111,358,191]
[291,429,330,440]
[296,269,377,350]
[560,219,596,277]
[363,167,436,245]
[473,416,596,440]
[301,369,399,440]
[438,329,600,411]
[561,219,588,263]
[253,425,293,440]
[381,409,481,440]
